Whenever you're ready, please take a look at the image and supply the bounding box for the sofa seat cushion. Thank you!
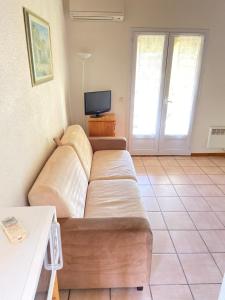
[85,179,146,219]
[60,125,93,180]
[90,150,137,182]
[28,146,88,218]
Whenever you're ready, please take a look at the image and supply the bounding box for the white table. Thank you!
[219,275,225,300]
[0,206,60,300]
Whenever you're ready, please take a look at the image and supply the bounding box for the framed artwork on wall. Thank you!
[23,8,53,86]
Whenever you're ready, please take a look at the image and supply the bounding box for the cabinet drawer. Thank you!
[89,121,115,137]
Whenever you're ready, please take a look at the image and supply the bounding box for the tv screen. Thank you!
[84,90,111,116]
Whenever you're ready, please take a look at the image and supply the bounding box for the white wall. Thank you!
[0,0,69,206]
[66,0,225,153]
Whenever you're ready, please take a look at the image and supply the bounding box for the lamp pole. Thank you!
[76,52,92,130]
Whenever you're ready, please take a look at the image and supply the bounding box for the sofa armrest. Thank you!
[89,137,127,152]
[58,216,150,232]
[58,216,152,289]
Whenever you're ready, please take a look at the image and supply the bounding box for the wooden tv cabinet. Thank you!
[88,113,116,137]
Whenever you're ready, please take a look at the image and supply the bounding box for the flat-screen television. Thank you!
[84,90,111,117]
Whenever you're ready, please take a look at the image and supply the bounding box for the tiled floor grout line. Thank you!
[217,184,225,195]
[152,228,225,231]
[198,235,225,279]
[185,207,224,231]
[150,282,222,286]
[157,201,195,300]
[142,159,152,186]
[196,228,225,279]
[190,210,224,229]
[147,284,153,300]
[183,208,224,282]
[153,251,209,255]
[150,208,225,213]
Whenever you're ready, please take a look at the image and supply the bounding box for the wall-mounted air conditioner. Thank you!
[69,0,125,22]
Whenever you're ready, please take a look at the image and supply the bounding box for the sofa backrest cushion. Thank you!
[28,145,88,218]
[60,125,93,180]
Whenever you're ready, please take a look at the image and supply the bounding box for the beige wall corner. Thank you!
[0,0,70,206]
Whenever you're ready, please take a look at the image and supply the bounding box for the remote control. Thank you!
[1,216,27,243]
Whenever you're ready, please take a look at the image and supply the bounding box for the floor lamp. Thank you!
[76,52,92,130]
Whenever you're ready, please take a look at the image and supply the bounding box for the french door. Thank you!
[129,31,205,155]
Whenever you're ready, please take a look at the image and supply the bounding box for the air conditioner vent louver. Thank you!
[211,128,225,136]
[207,127,225,149]
[69,0,125,22]
[70,11,124,21]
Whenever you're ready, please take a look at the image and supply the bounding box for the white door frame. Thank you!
[159,32,206,155]
[128,28,208,156]
[129,31,169,155]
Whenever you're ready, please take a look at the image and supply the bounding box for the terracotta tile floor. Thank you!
[60,156,225,300]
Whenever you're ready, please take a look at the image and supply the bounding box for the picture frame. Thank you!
[23,8,53,86]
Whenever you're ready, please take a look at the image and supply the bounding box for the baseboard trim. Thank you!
[191,153,225,157]
[132,153,225,157]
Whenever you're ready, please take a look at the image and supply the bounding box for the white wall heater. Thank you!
[207,127,225,149]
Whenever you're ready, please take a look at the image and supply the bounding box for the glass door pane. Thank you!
[133,34,166,136]
[164,35,204,136]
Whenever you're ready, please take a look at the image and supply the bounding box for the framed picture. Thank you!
[23,8,53,86]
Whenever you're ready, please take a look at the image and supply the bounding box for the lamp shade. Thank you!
[76,52,92,60]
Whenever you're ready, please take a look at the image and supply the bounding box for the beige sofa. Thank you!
[28,125,152,290]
